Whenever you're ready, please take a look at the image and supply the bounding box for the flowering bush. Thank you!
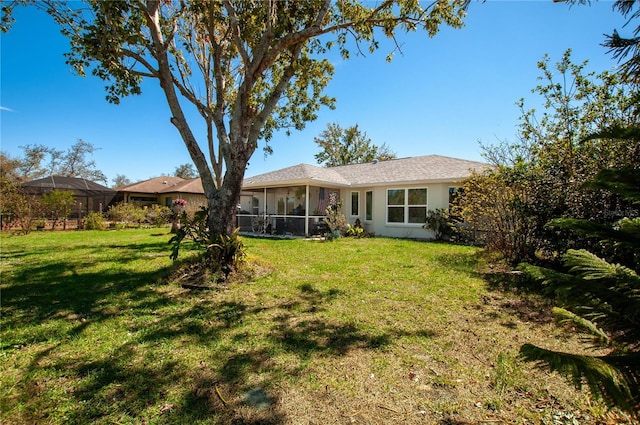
[173,198,187,207]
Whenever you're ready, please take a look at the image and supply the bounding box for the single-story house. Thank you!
[22,175,116,217]
[112,154,488,238]
[113,176,207,211]
[240,154,489,238]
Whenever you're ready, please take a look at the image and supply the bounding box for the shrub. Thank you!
[323,196,348,240]
[169,207,246,279]
[344,223,364,238]
[83,212,105,230]
[3,190,42,234]
[456,167,537,264]
[145,204,172,227]
[41,189,75,229]
[424,208,454,241]
[107,202,146,226]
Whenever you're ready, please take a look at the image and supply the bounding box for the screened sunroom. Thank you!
[237,184,341,236]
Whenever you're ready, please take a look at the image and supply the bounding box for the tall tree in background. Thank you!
[1,1,468,252]
[314,123,396,167]
[16,140,107,183]
[56,139,106,183]
[111,174,132,188]
[173,163,197,179]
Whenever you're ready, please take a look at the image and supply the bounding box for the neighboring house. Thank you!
[241,154,489,238]
[113,176,207,211]
[22,175,116,217]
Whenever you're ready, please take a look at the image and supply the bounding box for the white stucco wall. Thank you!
[344,182,459,239]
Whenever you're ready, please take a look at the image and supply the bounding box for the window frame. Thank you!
[365,191,373,221]
[386,187,428,225]
[350,191,359,217]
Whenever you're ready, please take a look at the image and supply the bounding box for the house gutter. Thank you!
[242,178,350,190]
[347,177,468,188]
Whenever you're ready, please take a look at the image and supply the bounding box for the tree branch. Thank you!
[120,48,159,77]
[222,0,250,67]
[143,0,216,197]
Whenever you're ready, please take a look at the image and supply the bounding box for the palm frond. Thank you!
[546,217,640,249]
[583,167,640,204]
[520,344,639,417]
[552,307,611,346]
[564,249,637,281]
[518,262,588,301]
[617,217,640,245]
[518,263,575,287]
[547,218,615,238]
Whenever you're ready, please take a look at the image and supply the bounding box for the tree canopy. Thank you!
[173,163,197,179]
[314,123,396,167]
[2,0,468,242]
[111,174,132,188]
[9,139,107,183]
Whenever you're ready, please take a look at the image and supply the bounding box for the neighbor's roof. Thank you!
[115,176,185,193]
[159,177,204,194]
[22,175,114,194]
[242,155,489,188]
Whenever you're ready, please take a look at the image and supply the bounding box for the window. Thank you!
[277,197,285,215]
[277,197,295,215]
[386,188,427,224]
[130,196,158,206]
[365,191,373,221]
[350,191,359,216]
[387,189,405,223]
[449,187,463,205]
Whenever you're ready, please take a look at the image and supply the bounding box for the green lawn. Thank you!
[0,229,617,424]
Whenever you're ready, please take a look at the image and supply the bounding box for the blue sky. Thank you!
[0,1,630,185]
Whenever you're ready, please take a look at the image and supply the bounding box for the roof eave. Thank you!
[242,178,349,189]
[348,177,471,188]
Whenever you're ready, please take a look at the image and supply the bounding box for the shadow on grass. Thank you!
[482,271,556,325]
[2,255,173,350]
[5,242,436,424]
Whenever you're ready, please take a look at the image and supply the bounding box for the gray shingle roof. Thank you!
[243,155,488,188]
[243,163,350,187]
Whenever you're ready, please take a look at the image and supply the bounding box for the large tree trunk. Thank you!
[207,185,238,238]
[207,148,248,237]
